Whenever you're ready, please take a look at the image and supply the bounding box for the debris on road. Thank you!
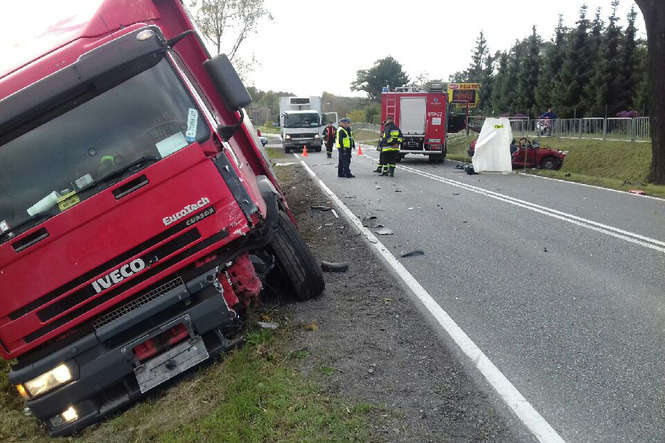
[375,227,394,235]
[311,205,332,211]
[320,261,350,273]
[401,250,425,258]
[274,162,297,167]
[331,209,339,218]
[362,216,380,228]
[257,321,279,329]
[628,189,647,195]
[303,322,319,331]
[395,189,403,193]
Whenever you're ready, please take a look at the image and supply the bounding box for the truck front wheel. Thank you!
[268,211,324,300]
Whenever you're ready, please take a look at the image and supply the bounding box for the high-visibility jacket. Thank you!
[380,123,403,151]
[336,127,354,149]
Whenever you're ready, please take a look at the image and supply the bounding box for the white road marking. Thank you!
[519,172,665,202]
[295,154,566,443]
[358,148,665,254]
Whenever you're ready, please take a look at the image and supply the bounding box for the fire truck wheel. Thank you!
[269,211,325,300]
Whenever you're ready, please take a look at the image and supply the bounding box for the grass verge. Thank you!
[0,320,375,442]
[444,133,665,198]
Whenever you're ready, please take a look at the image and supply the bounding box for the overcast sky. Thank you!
[2,0,645,98]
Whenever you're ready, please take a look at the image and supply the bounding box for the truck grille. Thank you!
[9,210,211,321]
[93,276,185,330]
[290,133,315,139]
[23,228,229,343]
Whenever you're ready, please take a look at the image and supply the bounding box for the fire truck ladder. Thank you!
[386,97,397,119]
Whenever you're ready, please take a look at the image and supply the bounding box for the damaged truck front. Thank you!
[0,0,323,436]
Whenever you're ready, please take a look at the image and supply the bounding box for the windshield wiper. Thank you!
[0,213,51,243]
[81,155,159,193]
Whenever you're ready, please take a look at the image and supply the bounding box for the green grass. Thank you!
[0,326,375,442]
[444,134,665,198]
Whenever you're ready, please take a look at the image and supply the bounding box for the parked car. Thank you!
[468,137,567,170]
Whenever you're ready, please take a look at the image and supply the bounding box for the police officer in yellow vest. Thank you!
[336,117,355,178]
[375,116,403,177]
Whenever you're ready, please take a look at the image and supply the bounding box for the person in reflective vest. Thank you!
[322,123,337,159]
[376,116,403,177]
[336,117,355,178]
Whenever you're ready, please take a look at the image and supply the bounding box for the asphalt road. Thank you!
[291,145,665,442]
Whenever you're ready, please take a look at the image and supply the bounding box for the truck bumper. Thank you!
[284,139,322,148]
[13,269,239,437]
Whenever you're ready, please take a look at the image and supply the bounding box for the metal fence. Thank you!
[467,116,650,142]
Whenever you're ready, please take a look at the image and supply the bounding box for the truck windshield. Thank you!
[0,58,210,238]
[285,113,321,128]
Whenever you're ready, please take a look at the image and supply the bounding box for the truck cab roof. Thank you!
[1,0,160,100]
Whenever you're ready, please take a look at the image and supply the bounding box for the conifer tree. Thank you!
[556,5,592,116]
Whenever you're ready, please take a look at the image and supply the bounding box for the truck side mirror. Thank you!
[203,54,252,111]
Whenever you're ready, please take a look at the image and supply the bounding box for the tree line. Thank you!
[451,2,647,118]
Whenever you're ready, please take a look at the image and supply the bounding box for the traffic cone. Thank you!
[302,145,308,157]
[357,144,364,156]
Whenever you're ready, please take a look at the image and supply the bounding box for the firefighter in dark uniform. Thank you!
[336,117,355,178]
[322,122,337,158]
[376,116,403,176]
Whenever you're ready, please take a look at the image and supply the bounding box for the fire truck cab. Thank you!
[380,84,448,163]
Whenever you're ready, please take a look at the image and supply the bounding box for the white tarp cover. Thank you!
[472,117,513,173]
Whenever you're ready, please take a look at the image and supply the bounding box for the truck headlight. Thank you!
[314,134,320,139]
[22,363,73,398]
[285,134,291,140]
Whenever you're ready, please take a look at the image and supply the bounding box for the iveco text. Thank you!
[90,258,147,294]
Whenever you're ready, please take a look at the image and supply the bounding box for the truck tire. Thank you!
[269,211,324,300]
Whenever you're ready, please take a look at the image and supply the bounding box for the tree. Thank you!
[617,6,639,111]
[634,0,665,184]
[515,26,542,116]
[467,31,489,82]
[351,56,409,101]
[491,51,510,113]
[582,7,605,114]
[536,15,567,112]
[190,0,271,58]
[556,5,592,116]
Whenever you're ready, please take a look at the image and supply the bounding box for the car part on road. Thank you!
[320,261,350,273]
[401,250,425,258]
[311,205,332,211]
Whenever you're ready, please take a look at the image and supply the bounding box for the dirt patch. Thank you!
[272,161,527,441]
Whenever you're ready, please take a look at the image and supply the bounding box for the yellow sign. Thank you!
[57,191,81,212]
[449,83,481,90]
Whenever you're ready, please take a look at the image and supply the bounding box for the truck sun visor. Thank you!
[0,26,169,141]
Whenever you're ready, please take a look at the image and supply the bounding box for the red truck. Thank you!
[0,0,323,435]
[380,85,448,163]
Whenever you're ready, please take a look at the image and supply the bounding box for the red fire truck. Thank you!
[0,0,323,435]
[380,84,448,163]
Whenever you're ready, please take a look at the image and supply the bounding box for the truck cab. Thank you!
[0,0,323,435]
